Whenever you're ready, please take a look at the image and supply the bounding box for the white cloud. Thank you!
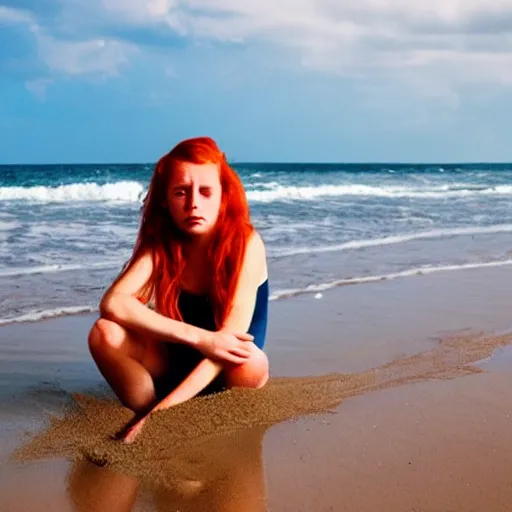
[93,0,512,87]
[25,78,53,100]
[102,0,173,20]
[0,6,34,25]
[32,27,135,76]
[6,1,512,90]
[100,0,184,31]
[1,5,133,78]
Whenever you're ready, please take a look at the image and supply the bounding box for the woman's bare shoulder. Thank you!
[105,250,154,298]
[245,230,267,283]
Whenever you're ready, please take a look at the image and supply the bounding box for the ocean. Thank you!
[1,162,512,325]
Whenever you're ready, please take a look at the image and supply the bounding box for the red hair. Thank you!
[117,137,253,329]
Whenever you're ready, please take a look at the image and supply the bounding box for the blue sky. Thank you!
[1,1,512,164]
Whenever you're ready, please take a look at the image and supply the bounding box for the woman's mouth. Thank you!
[185,216,204,224]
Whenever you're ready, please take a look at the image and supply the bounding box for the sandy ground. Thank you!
[2,266,512,511]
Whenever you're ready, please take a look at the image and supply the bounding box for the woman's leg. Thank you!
[116,341,269,443]
[88,318,168,413]
[224,343,269,389]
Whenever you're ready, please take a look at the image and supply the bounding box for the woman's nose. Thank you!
[187,189,198,210]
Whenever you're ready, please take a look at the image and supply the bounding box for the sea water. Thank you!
[1,162,512,324]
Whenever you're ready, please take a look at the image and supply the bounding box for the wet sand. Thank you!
[2,267,512,511]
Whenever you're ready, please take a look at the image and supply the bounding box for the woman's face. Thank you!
[166,161,222,238]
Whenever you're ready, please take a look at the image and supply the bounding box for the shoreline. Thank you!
[2,254,512,327]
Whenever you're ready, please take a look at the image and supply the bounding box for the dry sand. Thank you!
[2,267,512,511]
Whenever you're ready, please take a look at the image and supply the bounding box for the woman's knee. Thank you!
[225,346,269,389]
[88,318,126,353]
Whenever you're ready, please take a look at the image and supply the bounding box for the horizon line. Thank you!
[2,160,512,167]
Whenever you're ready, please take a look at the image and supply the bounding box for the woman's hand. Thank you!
[197,330,254,364]
[114,413,149,444]
[120,416,147,444]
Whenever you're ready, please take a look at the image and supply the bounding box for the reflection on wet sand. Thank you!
[67,426,268,512]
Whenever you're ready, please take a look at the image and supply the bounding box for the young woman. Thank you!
[88,137,269,443]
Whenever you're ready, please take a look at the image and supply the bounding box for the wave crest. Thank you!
[0,181,145,203]
[246,183,512,202]
[4,259,512,325]
[271,224,512,258]
[4,180,512,204]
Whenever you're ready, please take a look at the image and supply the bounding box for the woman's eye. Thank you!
[174,190,185,197]
[200,188,212,197]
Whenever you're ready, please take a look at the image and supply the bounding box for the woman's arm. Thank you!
[148,232,268,408]
[100,251,253,363]
[120,233,268,443]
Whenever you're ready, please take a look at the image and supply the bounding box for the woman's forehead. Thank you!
[170,161,220,185]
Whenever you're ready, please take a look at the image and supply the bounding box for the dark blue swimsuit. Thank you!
[154,279,269,397]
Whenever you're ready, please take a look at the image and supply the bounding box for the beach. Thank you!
[2,0,512,505]
[2,265,512,511]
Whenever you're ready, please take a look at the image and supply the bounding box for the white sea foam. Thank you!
[246,183,512,202]
[0,261,122,277]
[269,259,512,300]
[0,305,98,325]
[0,220,21,231]
[3,258,512,325]
[3,224,511,278]
[3,180,512,204]
[246,181,281,189]
[271,224,512,258]
[0,181,146,203]
[27,222,90,238]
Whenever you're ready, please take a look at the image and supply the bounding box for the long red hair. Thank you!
[117,137,253,329]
